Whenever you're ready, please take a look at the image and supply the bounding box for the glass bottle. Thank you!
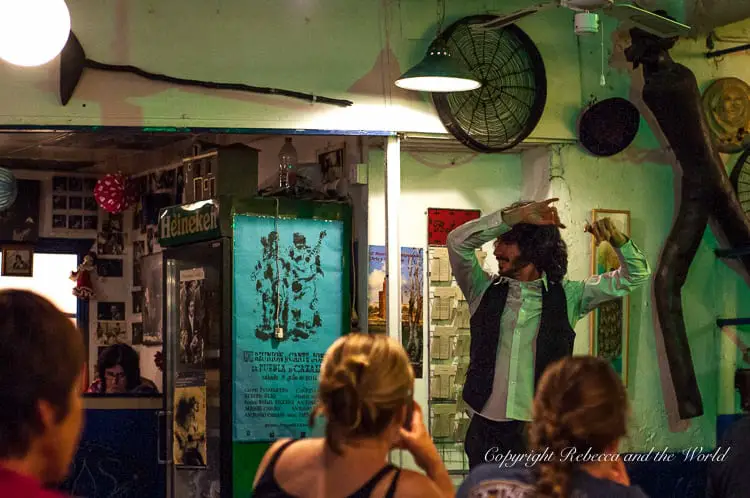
[278,137,298,189]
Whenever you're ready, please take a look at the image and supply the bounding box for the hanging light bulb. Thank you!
[0,0,71,67]
[278,137,298,190]
[395,40,481,93]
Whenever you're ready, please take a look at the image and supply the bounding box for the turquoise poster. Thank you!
[232,215,344,442]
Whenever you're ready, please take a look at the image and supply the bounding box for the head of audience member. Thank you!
[528,356,629,498]
[308,333,414,454]
[0,290,85,485]
[98,344,142,393]
[494,200,568,283]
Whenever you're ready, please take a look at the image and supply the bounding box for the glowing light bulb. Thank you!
[0,0,71,67]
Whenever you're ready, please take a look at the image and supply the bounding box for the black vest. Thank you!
[462,280,576,413]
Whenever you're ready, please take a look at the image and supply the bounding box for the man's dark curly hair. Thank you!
[500,201,568,283]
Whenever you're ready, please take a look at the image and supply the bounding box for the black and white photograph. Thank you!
[52,176,67,192]
[68,177,83,192]
[142,254,163,345]
[52,195,67,210]
[98,301,125,321]
[52,215,67,229]
[318,147,345,181]
[157,169,176,190]
[133,240,145,260]
[132,200,143,231]
[83,178,98,191]
[83,196,97,211]
[179,269,206,367]
[103,212,124,233]
[68,215,83,230]
[1,246,33,277]
[0,179,40,242]
[95,321,127,346]
[132,290,143,314]
[96,258,124,278]
[97,231,124,255]
[132,322,143,345]
[83,215,98,230]
[133,257,142,287]
[69,196,83,210]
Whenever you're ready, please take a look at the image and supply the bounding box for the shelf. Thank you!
[717,318,750,327]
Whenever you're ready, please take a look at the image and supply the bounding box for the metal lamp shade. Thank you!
[0,167,18,211]
[395,44,481,93]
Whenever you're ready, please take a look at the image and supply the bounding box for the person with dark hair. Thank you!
[0,290,85,497]
[706,369,750,498]
[457,356,647,498]
[446,198,651,468]
[87,344,158,394]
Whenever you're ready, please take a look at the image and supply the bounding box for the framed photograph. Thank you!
[97,301,125,321]
[52,176,67,192]
[589,209,631,386]
[68,177,83,192]
[1,246,34,277]
[318,146,345,182]
[68,196,83,210]
[83,215,98,230]
[96,258,124,278]
[83,177,98,192]
[52,214,67,229]
[0,179,40,242]
[68,215,83,230]
[52,195,68,210]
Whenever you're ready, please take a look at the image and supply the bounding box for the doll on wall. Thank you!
[70,251,97,300]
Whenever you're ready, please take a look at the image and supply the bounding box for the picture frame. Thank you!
[588,209,631,386]
[1,246,34,277]
[318,145,345,182]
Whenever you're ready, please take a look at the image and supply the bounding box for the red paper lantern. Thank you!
[94,173,132,214]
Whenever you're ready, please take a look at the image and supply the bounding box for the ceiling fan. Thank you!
[473,0,691,38]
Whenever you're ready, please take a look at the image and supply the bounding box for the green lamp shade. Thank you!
[395,45,481,93]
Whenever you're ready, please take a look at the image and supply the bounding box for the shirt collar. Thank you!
[494,272,549,290]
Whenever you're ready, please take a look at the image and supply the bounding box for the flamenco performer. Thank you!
[446,198,651,468]
[70,252,96,300]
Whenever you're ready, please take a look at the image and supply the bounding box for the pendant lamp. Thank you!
[395,41,481,93]
[0,0,71,67]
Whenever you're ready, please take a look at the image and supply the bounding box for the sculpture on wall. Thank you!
[626,26,750,419]
[701,77,750,153]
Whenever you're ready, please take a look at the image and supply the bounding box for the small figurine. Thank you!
[70,252,96,300]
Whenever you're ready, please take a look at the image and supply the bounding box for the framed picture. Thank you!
[588,209,631,386]
[1,246,34,277]
[318,146,345,182]
[0,179,40,242]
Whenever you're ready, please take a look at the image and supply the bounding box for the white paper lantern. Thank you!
[0,0,71,67]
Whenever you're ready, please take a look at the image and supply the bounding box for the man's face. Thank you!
[188,300,195,317]
[493,239,524,278]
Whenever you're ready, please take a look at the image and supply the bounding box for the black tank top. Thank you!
[252,439,402,498]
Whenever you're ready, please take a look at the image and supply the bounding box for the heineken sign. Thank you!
[158,199,221,246]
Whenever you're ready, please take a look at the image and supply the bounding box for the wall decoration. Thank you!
[701,77,750,153]
[318,146,345,181]
[577,97,640,157]
[1,245,33,277]
[0,167,18,212]
[0,179,39,242]
[50,176,97,232]
[103,212,123,232]
[589,209,631,385]
[95,321,127,346]
[70,252,96,300]
[94,173,133,214]
[173,371,207,468]
[233,215,344,441]
[132,323,143,345]
[132,290,143,314]
[97,232,124,255]
[97,301,125,321]
[141,253,163,345]
[367,245,425,378]
[179,268,207,367]
[96,258,123,278]
[427,208,481,246]
[626,28,750,419]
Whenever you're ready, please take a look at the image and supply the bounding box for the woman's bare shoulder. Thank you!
[393,469,448,498]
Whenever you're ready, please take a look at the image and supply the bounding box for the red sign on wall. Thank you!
[427,208,481,246]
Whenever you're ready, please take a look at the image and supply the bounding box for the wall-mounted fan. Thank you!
[474,0,690,38]
[731,148,750,221]
[432,15,547,153]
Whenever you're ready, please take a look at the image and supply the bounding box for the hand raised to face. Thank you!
[585,217,628,248]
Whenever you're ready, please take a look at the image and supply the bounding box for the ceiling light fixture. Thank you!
[394,0,481,93]
[0,0,71,67]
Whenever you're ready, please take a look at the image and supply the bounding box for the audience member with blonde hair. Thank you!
[252,333,454,498]
[457,356,647,498]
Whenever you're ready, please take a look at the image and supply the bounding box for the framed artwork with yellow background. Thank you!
[589,209,631,386]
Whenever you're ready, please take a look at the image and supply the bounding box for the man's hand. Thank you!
[502,198,566,228]
[586,217,628,248]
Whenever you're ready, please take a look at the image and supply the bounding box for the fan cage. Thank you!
[730,147,750,221]
[432,15,547,153]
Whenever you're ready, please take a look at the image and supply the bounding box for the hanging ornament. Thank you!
[94,173,132,213]
[0,167,18,211]
[70,252,97,300]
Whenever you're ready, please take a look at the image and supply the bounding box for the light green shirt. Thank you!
[446,208,652,421]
